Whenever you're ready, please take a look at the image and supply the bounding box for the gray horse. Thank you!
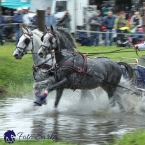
[13,27,98,106]
[13,27,55,100]
[34,26,133,110]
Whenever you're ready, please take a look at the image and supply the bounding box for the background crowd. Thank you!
[86,10,143,47]
[0,6,144,47]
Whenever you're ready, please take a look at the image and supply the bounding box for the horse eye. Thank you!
[41,35,44,42]
[24,38,30,45]
[49,37,53,45]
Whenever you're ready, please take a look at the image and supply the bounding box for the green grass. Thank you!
[0,139,76,145]
[106,130,145,145]
[0,42,33,96]
[0,42,141,96]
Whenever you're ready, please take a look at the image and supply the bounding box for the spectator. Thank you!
[89,13,101,46]
[22,7,31,26]
[57,10,71,31]
[45,7,56,28]
[130,12,143,43]
[103,11,115,46]
[114,11,126,30]
[14,8,24,45]
[131,11,142,28]
[0,11,6,45]
[97,10,103,25]
[32,14,37,26]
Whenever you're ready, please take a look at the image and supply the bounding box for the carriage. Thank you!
[120,57,145,97]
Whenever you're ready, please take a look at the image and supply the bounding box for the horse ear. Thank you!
[45,25,48,32]
[26,27,32,35]
[22,26,27,34]
[51,25,54,32]
[41,33,45,42]
[41,35,44,42]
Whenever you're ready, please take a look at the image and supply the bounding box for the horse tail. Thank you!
[117,62,134,80]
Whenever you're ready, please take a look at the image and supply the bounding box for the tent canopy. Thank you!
[1,0,33,9]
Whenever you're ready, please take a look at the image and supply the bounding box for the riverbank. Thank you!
[0,42,139,97]
[107,130,145,145]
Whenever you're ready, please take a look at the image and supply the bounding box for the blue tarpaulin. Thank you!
[1,0,33,9]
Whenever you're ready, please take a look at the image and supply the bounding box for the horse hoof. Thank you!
[121,109,126,113]
[53,108,58,113]
[34,97,46,106]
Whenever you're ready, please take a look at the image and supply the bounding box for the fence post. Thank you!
[37,10,45,32]
[0,0,1,13]
[142,2,145,39]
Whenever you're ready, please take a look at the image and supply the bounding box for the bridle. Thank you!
[40,32,58,53]
[33,52,56,81]
[15,33,34,56]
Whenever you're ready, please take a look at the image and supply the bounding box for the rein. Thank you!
[55,51,137,93]
[81,48,144,56]
[34,55,55,68]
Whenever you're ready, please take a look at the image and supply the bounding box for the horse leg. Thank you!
[54,88,64,111]
[33,79,54,104]
[101,84,124,111]
[34,78,68,106]
[80,90,94,101]
[114,91,124,111]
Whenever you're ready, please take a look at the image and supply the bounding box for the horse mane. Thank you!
[32,29,43,38]
[55,27,77,49]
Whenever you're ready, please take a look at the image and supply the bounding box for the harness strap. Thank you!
[34,55,54,68]
[57,52,87,74]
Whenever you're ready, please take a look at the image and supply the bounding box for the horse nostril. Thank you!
[39,52,43,58]
[14,54,18,57]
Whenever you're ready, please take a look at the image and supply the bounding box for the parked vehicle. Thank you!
[51,0,96,33]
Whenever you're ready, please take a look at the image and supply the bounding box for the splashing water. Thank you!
[1,87,145,144]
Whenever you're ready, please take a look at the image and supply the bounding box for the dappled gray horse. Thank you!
[35,26,133,110]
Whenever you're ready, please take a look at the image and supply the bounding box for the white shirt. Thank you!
[137,42,145,49]
[23,13,31,25]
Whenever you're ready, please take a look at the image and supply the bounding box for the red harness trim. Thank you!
[57,53,87,75]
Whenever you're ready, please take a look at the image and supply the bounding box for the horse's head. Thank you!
[38,26,58,58]
[13,27,33,59]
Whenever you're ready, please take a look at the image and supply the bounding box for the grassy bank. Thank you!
[0,139,76,145]
[0,42,33,96]
[0,42,140,96]
[107,130,145,145]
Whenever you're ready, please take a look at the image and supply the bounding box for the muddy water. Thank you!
[0,89,145,145]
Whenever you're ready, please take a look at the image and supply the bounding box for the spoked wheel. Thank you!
[132,71,145,100]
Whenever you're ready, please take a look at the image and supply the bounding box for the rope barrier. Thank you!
[0,23,145,36]
[0,23,37,28]
[76,29,145,36]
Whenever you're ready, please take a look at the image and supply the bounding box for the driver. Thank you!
[134,42,145,50]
